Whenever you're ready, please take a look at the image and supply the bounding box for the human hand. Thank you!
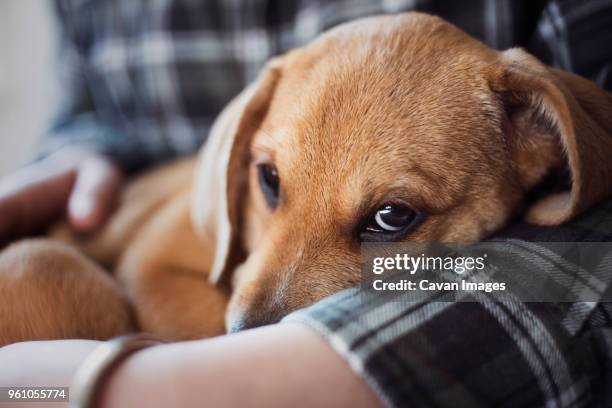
[0,149,124,244]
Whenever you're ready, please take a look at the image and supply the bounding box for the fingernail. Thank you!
[70,195,95,222]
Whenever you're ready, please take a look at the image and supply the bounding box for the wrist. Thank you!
[70,335,161,408]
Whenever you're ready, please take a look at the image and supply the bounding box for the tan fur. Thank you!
[1,13,612,343]
[0,240,133,344]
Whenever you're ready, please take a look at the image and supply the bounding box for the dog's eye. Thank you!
[257,163,280,208]
[361,204,419,241]
[369,205,415,232]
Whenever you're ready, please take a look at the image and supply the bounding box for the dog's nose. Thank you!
[228,318,251,333]
[229,311,283,333]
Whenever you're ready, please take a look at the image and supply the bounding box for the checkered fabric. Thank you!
[285,198,612,407]
[44,0,612,171]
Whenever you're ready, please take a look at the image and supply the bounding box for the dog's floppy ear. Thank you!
[192,57,284,285]
[487,48,612,225]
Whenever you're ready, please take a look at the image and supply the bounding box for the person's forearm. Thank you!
[99,323,380,408]
[0,324,381,408]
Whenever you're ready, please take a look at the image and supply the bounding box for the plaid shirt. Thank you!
[48,1,612,407]
[46,0,612,172]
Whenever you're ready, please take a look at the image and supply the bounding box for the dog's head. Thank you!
[193,13,612,332]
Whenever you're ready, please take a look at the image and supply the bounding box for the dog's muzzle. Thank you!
[228,308,285,333]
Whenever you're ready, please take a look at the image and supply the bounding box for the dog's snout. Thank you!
[229,310,283,333]
[228,318,252,333]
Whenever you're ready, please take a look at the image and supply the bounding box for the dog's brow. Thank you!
[252,126,291,154]
[255,126,276,141]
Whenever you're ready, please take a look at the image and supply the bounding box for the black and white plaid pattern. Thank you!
[286,199,612,407]
[44,0,612,171]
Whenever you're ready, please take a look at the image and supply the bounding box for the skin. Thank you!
[0,148,123,244]
[0,324,381,408]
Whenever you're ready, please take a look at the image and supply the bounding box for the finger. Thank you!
[68,158,124,232]
[0,162,77,243]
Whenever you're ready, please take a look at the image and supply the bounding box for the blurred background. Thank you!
[0,0,56,176]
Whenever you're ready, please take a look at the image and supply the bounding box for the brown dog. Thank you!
[1,12,612,345]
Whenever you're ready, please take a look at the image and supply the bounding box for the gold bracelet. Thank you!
[69,334,161,408]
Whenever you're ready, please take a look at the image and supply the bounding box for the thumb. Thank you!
[68,157,124,232]
[0,162,76,243]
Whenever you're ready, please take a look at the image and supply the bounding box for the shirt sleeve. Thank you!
[36,1,187,172]
[284,199,612,407]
